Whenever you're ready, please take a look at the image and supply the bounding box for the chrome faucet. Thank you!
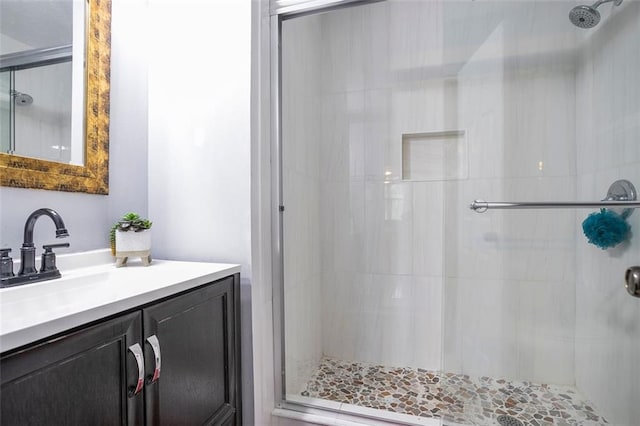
[18,208,69,276]
[0,208,70,288]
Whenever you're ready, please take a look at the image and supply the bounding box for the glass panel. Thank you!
[0,70,10,153]
[0,0,85,166]
[280,1,639,425]
[12,61,73,163]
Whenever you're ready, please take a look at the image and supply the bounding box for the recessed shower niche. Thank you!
[401,130,468,181]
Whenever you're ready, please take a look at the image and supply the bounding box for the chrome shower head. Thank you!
[569,0,623,29]
[569,4,600,28]
[11,90,33,106]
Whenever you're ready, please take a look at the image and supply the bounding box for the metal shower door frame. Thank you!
[269,0,389,418]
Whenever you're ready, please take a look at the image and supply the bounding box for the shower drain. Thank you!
[496,415,524,426]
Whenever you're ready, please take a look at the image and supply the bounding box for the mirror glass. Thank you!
[0,0,86,166]
[0,0,110,195]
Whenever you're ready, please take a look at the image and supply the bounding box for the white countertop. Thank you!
[0,249,241,353]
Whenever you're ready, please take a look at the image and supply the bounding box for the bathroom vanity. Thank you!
[0,252,241,425]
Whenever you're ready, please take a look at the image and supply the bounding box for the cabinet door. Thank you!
[143,276,238,426]
[1,312,144,426]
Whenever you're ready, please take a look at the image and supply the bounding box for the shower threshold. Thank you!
[300,357,607,426]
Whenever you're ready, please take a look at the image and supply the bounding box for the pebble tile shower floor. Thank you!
[301,357,608,425]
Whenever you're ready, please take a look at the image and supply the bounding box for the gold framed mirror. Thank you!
[0,0,111,195]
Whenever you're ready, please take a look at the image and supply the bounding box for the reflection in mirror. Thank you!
[0,71,8,151]
[0,0,85,165]
[0,0,110,195]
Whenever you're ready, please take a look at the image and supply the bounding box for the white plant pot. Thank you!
[115,229,152,252]
[115,229,152,267]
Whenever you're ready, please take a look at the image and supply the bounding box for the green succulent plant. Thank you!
[110,212,152,255]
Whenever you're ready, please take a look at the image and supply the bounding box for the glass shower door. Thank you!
[281,2,449,420]
[441,1,639,424]
[278,1,639,425]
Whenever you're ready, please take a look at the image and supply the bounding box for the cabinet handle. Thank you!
[128,343,145,396]
[146,335,161,383]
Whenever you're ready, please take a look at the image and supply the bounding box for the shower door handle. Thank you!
[624,266,640,297]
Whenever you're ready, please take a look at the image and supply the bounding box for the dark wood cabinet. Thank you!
[0,273,240,426]
[143,275,238,425]
[0,312,143,426]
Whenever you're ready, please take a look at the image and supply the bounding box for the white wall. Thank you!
[575,1,640,424]
[0,0,148,255]
[147,0,251,274]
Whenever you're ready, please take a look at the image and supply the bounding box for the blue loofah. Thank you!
[582,208,630,249]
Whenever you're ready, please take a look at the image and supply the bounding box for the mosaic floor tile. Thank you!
[301,357,608,425]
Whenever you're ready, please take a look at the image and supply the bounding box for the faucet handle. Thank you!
[41,243,70,273]
[1,248,14,279]
[43,243,70,251]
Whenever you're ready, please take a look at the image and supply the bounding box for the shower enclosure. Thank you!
[274,0,640,425]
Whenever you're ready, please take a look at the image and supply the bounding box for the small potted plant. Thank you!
[110,212,153,267]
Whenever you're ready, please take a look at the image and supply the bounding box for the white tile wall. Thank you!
[364,182,414,275]
[283,0,581,383]
[412,181,444,277]
[444,177,577,283]
[574,1,640,423]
